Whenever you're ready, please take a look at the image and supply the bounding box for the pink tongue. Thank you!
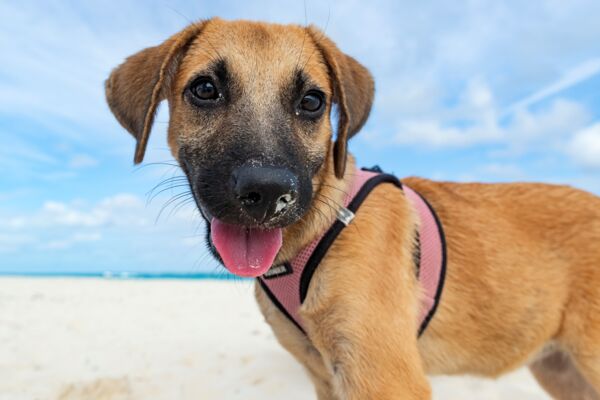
[210,219,283,278]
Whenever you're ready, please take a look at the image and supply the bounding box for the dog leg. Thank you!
[567,314,600,396]
[303,296,431,399]
[308,323,431,399]
[305,362,338,400]
[255,284,339,400]
[530,351,599,400]
[557,266,600,399]
[294,343,338,400]
[571,354,600,399]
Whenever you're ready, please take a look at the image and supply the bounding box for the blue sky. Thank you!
[1,1,599,273]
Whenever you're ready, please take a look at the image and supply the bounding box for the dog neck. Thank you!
[277,149,356,264]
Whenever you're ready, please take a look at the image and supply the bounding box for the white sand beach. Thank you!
[0,277,550,400]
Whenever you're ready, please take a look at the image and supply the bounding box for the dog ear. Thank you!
[105,22,206,164]
[307,27,375,179]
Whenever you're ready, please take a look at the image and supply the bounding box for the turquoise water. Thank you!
[0,271,247,280]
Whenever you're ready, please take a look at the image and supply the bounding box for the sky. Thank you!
[1,1,599,274]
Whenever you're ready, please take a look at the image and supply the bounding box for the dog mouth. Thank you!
[197,202,287,278]
[210,218,282,277]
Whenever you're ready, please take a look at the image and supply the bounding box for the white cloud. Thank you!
[0,190,208,270]
[480,163,526,180]
[68,154,98,169]
[568,123,600,169]
[393,119,499,148]
[508,99,591,145]
[39,232,102,251]
[1,194,147,231]
[503,58,600,115]
[0,233,36,253]
[392,76,591,150]
[347,3,600,155]
[0,2,181,131]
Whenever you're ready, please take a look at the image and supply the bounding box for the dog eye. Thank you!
[189,77,220,101]
[299,91,324,114]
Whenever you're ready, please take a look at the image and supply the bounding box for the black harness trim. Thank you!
[258,278,306,333]
[415,190,448,337]
[299,173,403,302]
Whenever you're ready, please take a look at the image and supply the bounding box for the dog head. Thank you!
[105,18,374,277]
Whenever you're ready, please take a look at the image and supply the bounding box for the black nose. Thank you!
[232,165,298,223]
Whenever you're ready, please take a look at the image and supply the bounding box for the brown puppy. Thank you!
[105,18,600,399]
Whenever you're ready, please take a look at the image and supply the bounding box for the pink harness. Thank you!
[259,167,446,336]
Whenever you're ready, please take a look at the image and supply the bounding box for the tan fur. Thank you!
[106,18,600,399]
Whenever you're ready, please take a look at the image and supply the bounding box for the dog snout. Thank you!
[232,165,298,223]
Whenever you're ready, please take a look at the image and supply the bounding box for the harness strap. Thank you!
[403,185,447,336]
[258,168,446,336]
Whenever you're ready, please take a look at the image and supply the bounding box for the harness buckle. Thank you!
[336,206,355,226]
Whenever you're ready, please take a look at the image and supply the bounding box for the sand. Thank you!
[0,277,550,399]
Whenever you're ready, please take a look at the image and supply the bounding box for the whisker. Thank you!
[155,191,194,223]
[147,183,191,205]
[301,6,331,71]
[164,4,193,24]
[134,160,180,172]
[313,196,338,218]
[315,193,344,210]
[315,183,350,197]
[293,0,309,72]
[169,197,197,218]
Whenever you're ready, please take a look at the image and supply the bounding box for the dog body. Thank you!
[106,18,600,399]
[257,170,600,399]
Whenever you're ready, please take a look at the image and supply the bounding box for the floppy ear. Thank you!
[105,22,206,164]
[307,27,375,179]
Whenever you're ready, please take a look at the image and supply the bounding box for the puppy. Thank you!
[106,18,600,399]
